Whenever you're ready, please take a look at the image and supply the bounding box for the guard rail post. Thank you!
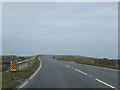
[16,57,35,71]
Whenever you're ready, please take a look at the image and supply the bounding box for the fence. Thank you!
[11,57,35,71]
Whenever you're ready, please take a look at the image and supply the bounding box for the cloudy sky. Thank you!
[2,2,118,58]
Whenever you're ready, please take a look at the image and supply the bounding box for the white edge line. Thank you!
[95,78,117,89]
[74,69,88,75]
[19,81,28,88]
[19,57,42,88]
[80,64,119,71]
[29,57,42,79]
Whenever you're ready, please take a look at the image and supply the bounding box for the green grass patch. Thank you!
[54,56,120,70]
[2,57,40,89]
[0,72,2,90]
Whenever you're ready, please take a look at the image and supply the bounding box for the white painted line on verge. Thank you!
[80,64,119,71]
[19,81,28,88]
[74,69,88,75]
[19,57,42,88]
[29,57,42,80]
[95,78,117,90]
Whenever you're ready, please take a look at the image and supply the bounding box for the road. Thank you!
[20,56,119,89]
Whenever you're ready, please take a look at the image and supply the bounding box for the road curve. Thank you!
[21,56,119,89]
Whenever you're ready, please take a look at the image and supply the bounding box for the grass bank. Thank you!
[0,72,2,90]
[54,55,120,70]
[2,56,40,89]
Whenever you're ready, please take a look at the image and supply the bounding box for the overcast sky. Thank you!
[2,2,118,58]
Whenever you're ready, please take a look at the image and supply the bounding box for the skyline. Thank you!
[2,2,118,59]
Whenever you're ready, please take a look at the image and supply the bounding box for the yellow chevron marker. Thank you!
[10,60,17,71]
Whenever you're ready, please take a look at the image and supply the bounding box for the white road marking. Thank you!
[58,63,63,65]
[65,65,71,68]
[50,59,118,89]
[69,62,74,63]
[95,78,117,90]
[19,81,28,88]
[74,69,88,75]
[50,60,64,66]
[19,57,42,88]
[29,57,42,79]
[56,62,63,65]
[80,64,119,71]
[53,61,88,76]
[89,75,92,78]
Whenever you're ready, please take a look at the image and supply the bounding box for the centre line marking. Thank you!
[95,78,117,90]
[74,69,88,75]
[52,60,117,90]
[65,65,71,68]
[89,75,92,78]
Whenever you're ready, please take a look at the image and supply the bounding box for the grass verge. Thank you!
[0,72,2,90]
[54,56,120,70]
[2,57,40,89]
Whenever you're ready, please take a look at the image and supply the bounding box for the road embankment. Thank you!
[2,56,40,89]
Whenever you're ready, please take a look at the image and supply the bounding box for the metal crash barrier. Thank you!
[10,57,35,71]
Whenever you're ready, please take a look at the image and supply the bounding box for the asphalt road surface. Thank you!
[21,56,119,89]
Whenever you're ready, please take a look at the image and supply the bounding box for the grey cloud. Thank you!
[2,2,118,58]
